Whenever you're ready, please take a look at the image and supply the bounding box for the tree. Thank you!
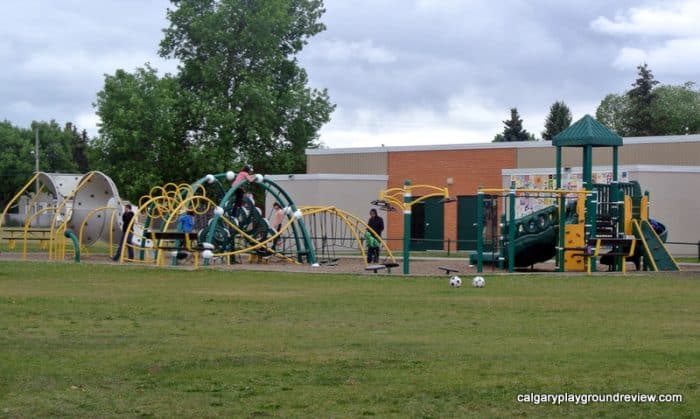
[626,63,660,136]
[158,0,334,174]
[68,125,90,173]
[650,82,700,135]
[94,0,334,199]
[30,120,81,174]
[595,93,630,136]
[0,120,83,207]
[494,108,533,142]
[596,65,700,137]
[542,101,572,141]
[93,66,199,200]
[0,121,34,207]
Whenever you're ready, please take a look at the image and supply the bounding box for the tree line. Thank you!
[1,0,698,207]
[494,63,700,142]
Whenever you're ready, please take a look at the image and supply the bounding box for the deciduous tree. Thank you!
[159,0,334,174]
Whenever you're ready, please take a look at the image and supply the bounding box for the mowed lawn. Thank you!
[0,262,698,418]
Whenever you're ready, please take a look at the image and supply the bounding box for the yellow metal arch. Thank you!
[300,206,397,266]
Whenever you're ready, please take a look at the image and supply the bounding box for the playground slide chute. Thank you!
[632,219,679,271]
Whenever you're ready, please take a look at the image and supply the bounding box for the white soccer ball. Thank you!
[449,275,462,288]
[472,276,485,288]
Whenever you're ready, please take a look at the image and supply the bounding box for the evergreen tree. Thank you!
[542,101,572,140]
[626,63,659,136]
[494,108,532,142]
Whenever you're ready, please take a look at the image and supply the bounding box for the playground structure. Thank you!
[113,173,396,268]
[471,115,679,273]
[372,180,453,274]
[0,169,397,269]
[0,171,122,262]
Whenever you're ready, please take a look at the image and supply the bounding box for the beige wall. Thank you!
[516,140,700,169]
[306,151,387,175]
[264,174,388,228]
[631,170,700,255]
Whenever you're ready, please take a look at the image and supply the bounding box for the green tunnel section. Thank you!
[471,205,559,268]
[191,173,316,264]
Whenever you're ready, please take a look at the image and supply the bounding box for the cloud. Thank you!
[592,0,700,77]
[612,39,700,76]
[1,0,697,149]
[309,39,396,64]
[590,1,700,37]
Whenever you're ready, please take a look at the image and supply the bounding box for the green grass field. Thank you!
[0,261,698,418]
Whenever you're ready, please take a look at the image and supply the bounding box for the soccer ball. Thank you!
[449,275,462,288]
[472,276,485,288]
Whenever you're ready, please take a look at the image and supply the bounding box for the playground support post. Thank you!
[508,186,516,273]
[403,179,411,275]
[476,191,484,273]
[557,193,566,272]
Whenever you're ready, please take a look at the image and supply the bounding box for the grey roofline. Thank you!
[306,134,700,155]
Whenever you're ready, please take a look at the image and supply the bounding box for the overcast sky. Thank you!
[2,0,699,149]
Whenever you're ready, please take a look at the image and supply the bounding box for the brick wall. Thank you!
[386,148,517,250]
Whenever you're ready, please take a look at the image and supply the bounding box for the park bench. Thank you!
[1,227,52,250]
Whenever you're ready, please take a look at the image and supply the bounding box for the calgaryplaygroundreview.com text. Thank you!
[516,392,683,405]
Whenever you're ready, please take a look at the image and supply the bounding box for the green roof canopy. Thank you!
[552,114,622,147]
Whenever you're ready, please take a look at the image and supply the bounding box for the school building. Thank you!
[267,134,700,256]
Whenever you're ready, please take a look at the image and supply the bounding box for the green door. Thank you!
[457,195,477,250]
[411,196,444,251]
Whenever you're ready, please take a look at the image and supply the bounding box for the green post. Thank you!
[614,183,624,271]
[557,193,566,272]
[64,229,80,263]
[612,146,619,182]
[508,185,516,273]
[403,179,411,275]
[584,145,596,271]
[476,190,484,273]
[556,146,562,189]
